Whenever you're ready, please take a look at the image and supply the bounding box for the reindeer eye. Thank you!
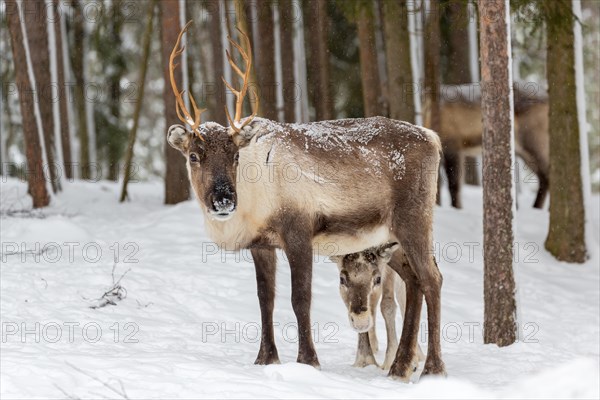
[374,276,382,285]
[189,153,199,163]
[234,151,240,163]
[340,276,347,286]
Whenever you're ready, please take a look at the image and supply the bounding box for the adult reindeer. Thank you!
[166,23,445,381]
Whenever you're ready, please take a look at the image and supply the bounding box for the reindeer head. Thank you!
[332,242,400,332]
[166,22,258,221]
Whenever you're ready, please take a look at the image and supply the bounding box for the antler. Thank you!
[170,20,206,139]
[222,27,259,134]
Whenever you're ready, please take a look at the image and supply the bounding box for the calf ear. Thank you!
[167,125,193,153]
[329,255,343,264]
[377,242,400,262]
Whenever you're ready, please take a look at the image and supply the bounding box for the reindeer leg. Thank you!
[444,147,463,209]
[387,255,422,382]
[394,268,426,365]
[380,265,398,370]
[251,248,280,365]
[395,221,446,379]
[280,217,320,368]
[353,332,378,367]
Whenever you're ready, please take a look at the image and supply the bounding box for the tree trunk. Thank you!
[357,2,381,117]
[52,0,72,180]
[23,0,60,192]
[234,0,259,116]
[206,0,227,125]
[479,0,517,347]
[160,0,190,204]
[305,0,333,121]
[424,1,441,134]
[255,0,277,120]
[6,0,50,207]
[279,0,296,122]
[70,0,90,180]
[543,0,587,263]
[382,0,414,122]
[443,0,480,186]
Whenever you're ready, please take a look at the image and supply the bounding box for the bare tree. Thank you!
[255,0,278,120]
[205,0,227,125]
[382,0,414,122]
[357,1,381,117]
[279,0,296,122]
[6,0,50,207]
[23,0,60,192]
[120,1,156,202]
[479,0,517,347]
[543,0,588,262]
[305,0,333,120]
[52,0,73,180]
[70,0,91,180]
[160,0,190,204]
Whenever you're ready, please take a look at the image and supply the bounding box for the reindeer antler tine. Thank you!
[169,20,206,140]
[222,26,258,136]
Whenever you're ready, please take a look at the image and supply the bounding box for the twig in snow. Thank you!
[87,263,131,309]
[53,384,81,400]
[65,361,130,399]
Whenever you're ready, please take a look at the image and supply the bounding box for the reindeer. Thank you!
[331,242,425,371]
[166,23,445,381]
[432,84,549,209]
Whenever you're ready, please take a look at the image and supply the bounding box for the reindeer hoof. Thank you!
[421,361,447,378]
[297,352,320,369]
[388,359,417,382]
[254,348,280,365]
[353,356,378,368]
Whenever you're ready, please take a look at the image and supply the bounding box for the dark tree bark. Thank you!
[479,0,517,347]
[23,0,60,192]
[444,0,471,84]
[234,0,259,116]
[305,0,333,121]
[382,0,414,122]
[255,0,277,120]
[52,0,72,180]
[279,0,296,122]
[6,0,50,207]
[357,2,381,117]
[206,0,227,125]
[70,0,90,180]
[160,0,190,204]
[543,0,587,263]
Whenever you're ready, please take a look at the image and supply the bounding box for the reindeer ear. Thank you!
[377,242,400,262]
[167,125,193,153]
[231,120,262,148]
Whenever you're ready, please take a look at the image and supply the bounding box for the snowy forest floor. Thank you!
[1,177,599,399]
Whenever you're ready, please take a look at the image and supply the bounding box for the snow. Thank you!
[1,177,599,399]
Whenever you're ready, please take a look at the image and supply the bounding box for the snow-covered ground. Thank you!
[1,177,599,399]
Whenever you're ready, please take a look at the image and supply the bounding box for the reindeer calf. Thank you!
[332,243,425,371]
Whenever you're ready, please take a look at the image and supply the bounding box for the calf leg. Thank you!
[353,332,378,367]
[251,248,280,365]
[380,266,398,370]
[368,290,380,353]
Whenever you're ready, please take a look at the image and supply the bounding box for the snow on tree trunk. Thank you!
[6,0,50,207]
[544,0,588,263]
[160,0,190,204]
[479,0,518,347]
